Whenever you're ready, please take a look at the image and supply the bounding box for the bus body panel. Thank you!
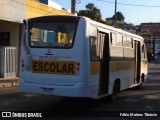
[20,16,148,99]
[20,78,87,97]
[87,19,148,98]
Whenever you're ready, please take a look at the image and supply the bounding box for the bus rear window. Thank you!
[29,23,77,48]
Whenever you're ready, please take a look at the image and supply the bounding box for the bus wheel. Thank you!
[141,74,145,82]
[110,82,119,101]
[136,74,144,89]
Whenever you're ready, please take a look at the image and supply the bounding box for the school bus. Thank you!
[19,16,148,100]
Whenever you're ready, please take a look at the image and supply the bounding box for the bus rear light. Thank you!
[76,62,80,75]
[76,62,80,71]
[77,62,80,66]
[76,67,80,71]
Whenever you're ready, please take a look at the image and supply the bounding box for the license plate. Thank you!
[41,87,54,95]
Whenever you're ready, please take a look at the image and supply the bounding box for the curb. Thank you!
[0,78,19,88]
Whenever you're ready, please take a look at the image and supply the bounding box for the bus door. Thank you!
[134,41,141,84]
[98,32,110,95]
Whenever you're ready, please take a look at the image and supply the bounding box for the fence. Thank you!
[0,47,17,78]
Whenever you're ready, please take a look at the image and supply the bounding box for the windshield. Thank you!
[29,23,77,48]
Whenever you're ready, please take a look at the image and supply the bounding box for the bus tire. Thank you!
[136,74,144,89]
[141,74,145,82]
[109,81,119,101]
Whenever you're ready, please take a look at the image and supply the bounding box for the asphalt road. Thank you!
[0,63,160,119]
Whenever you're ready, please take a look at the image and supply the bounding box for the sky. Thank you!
[53,0,160,25]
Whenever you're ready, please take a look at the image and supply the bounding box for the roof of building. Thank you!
[140,23,160,26]
[117,22,137,29]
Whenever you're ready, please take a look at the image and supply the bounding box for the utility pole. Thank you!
[71,0,76,14]
[114,0,117,27]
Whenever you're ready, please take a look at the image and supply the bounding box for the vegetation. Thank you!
[78,3,107,24]
[78,3,125,25]
[111,11,125,22]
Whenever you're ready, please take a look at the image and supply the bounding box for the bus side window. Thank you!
[98,33,105,59]
[127,37,131,47]
[124,37,132,48]
[90,36,99,60]
[142,44,146,59]
[111,32,117,45]
[90,32,106,60]
[116,34,123,46]
[123,36,127,47]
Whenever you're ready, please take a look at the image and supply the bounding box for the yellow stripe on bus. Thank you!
[141,60,148,69]
[110,61,134,72]
[90,61,135,75]
[90,61,100,75]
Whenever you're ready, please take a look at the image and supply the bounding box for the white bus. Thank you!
[19,16,148,100]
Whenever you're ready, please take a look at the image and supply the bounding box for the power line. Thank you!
[96,0,160,8]
[10,0,63,15]
[11,0,53,13]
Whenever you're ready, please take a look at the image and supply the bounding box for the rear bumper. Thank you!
[19,77,88,97]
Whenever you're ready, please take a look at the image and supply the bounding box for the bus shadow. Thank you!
[52,96,118,111]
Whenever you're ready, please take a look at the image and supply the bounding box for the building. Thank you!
[0,0,72,78]
[138,23,160,61]
[35,0,72,13]
[106,17,124,26]
[35,0,62,10]
[117,22,137,34]
[106,18,137,34]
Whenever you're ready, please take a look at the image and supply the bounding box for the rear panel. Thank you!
[20,16,89,97]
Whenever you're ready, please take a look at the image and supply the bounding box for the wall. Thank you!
[48,0,62,10]
[0,21,20,76]
[0,0,73,22]
[26,0,73,19]
[0,0,26,23]
[0,0,73,78]
[38,0,48,4]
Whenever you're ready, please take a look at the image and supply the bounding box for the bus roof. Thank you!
[81,16,143,41]
[27,15,143,41]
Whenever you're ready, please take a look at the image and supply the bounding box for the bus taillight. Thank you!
[77,62,80,66]
[77,67,80,71]
[76,62,80,75]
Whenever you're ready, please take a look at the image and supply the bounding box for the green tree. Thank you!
[78,3,104,23]
[112,11,125,22]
